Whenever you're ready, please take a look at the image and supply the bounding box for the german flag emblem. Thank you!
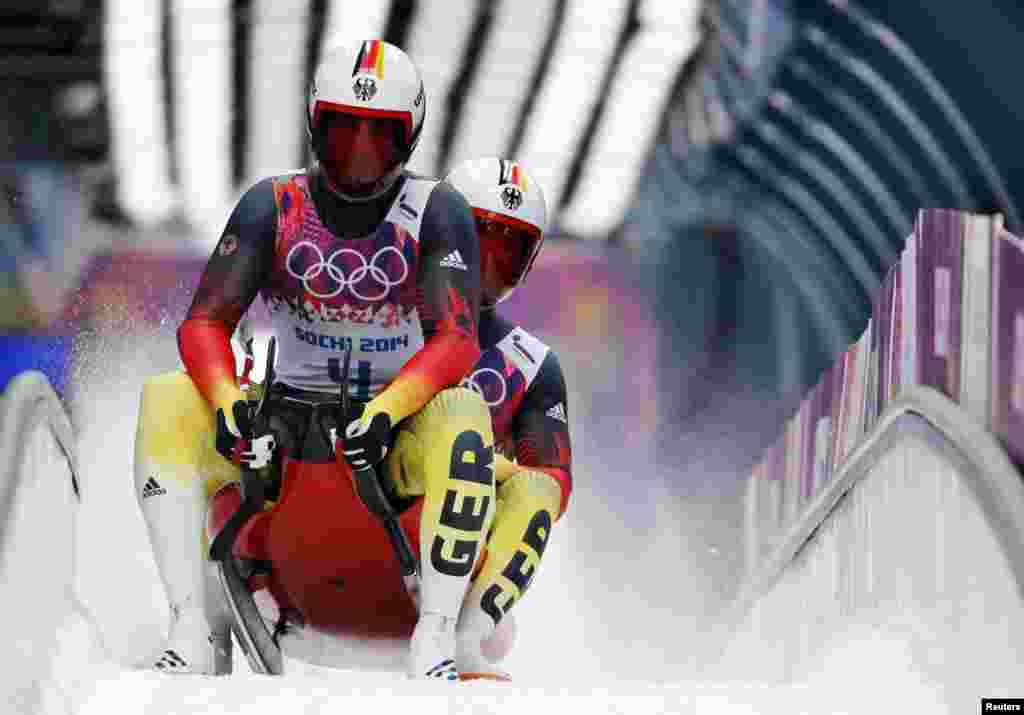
[499,159,528,192]
[351,40,385,79]
[499,160,527,211]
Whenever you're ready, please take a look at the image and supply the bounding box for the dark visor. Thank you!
[311,106,407,198]
[474,208,543,305]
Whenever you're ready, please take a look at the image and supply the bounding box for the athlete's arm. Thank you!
[364,181,482,423]
[510,350,573,517]
[177,178,277,419]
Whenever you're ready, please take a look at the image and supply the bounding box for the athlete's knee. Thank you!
[500,469,563,521]
[138,371,204,454]
[143,370,197,390]
[137,370,238,495]
[416,386,492,432]
[140,370,199,409]
[406,387,495,487]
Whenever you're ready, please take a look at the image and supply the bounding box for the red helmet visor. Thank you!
[311,105,408,198]
[474,208,544,305]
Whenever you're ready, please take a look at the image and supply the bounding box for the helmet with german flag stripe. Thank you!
[307,40,426,201]
[446,158,547,307]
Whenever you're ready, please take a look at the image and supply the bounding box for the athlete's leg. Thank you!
[384,386,495,679]
[456,469,562,678]
[134,372,240,674]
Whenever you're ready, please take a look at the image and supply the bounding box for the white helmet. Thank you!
[446,158,547,306]
[307,40,426,201]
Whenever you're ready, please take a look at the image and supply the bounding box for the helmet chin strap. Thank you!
[313,160,406,204]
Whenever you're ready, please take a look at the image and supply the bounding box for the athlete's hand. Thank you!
[338,411,392,470]
[215,400,276,469]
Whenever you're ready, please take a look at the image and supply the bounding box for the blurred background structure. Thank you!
[4,0,1024,672]
[0,1,105,395]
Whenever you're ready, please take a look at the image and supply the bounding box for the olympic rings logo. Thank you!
[462,367,507,408]
[285,241,409,301]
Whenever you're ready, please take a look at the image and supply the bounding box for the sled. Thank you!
[209,339,422,674]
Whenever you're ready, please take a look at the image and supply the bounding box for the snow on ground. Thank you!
[57,632,948,715]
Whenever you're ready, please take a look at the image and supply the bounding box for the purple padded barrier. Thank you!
[873,256,898,419]
[914,210,964,402]
[990,226,1024,466]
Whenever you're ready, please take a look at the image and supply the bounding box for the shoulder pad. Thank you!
[385,177,439,236]
[496,326,550,387]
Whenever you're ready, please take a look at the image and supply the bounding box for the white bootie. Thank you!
[407,611,458,680]
[147,601,232,675]
[455,615,490,675]
[455,609,513,682]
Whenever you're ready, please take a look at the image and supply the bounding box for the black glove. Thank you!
[215,400,276,469]
[338,411,392,470]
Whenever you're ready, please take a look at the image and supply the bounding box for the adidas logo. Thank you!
[440,249,467,270]
[425,658,458,680]
[141,476,166,499]
[154,649,188,670]
[546,402,567,423]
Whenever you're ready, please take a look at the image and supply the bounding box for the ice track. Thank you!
[4,334,953,713]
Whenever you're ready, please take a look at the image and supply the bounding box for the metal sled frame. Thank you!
[210,337,284,675]
[216,556,283,675]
